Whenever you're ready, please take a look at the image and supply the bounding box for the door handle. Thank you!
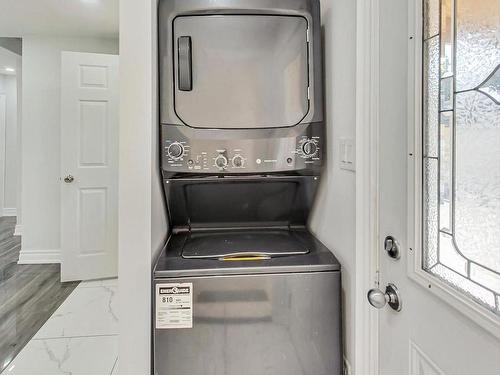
[178,36,192,91]
[64,174,74,183]
[367,283,402,312]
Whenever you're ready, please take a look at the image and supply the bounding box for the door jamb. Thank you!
[0,94,6,217]
[355,0,380,374]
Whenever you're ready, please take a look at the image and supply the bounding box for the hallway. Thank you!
[0,217,78,372]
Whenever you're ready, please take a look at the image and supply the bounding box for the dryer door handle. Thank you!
[178,36,192,91]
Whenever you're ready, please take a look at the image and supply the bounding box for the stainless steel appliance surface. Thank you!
[159,0,324,177]
[155,0,342,374]
[153,230,342,375]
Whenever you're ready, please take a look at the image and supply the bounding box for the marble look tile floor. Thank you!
[0,217,78,373]
[2,279,119,375]
[0,217,119,375]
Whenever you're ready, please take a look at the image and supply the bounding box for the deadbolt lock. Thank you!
[384,235,400,259]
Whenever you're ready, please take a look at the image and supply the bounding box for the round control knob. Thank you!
[232,155,244,168]
[302,140,318,157]
[167,142,184,159]
[215,155,228,169]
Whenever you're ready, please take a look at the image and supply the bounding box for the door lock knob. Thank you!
[64,175,74,183]
[367,283,402,312]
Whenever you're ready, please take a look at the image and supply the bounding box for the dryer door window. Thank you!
[173,15,309,129]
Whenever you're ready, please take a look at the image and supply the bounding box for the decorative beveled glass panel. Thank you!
[479,66,500,104]
[439,232,467,277]
[440,77,453,111]
[423,36,440,158]
[440,0,454,77]
[455,91,500,272]
[456,0,500,91]
[470,263,500,295]
[430,264,497,310]
[424,0,440,39]
[423,158,439,269]
[422,0,500,316]
[439,111,453,232]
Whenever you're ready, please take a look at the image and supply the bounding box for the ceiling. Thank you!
[0,0,119,39]
[0,46,19,75]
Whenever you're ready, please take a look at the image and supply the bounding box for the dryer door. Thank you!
[173,15,309,129]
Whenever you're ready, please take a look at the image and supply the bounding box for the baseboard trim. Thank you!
[18,249,61,264]
[14,224,22,236]
[2,208,17,216]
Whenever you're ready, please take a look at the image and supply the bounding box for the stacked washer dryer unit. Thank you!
[154,0,342,374]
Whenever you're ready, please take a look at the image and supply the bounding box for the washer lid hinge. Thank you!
[172,226,190,234]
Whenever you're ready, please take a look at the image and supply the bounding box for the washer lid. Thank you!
[181,230,309,259]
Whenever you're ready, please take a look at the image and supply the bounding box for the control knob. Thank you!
[302,140,318,157]
[215,154,228,169]
[167,142,184,159]
[232,155,244,168]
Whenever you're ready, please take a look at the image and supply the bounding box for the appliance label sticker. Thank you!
[156,283,193,329]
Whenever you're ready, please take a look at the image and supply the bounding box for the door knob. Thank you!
[384,235,400,259]
[367,283,402,312]
[64,175,74,183]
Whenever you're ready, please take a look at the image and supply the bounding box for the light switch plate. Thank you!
[339,137,355,171]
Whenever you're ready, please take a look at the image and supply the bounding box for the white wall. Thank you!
[20,36,119,263]
[119,0,167,374]
[309,0,357,370]
[0,73,18,215]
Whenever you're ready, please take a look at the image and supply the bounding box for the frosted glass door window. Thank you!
[422,0,500,315]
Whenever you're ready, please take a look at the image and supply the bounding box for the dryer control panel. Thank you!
[161,123,323,176]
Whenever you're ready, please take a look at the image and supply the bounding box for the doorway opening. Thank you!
[0,1,120,372]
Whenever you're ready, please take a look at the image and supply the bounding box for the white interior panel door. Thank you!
[373,0,500,374]
[60,52,119,282]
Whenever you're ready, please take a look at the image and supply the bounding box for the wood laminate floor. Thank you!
[0,217,78,373]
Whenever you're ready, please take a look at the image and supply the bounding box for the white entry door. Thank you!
[372,0,500,374]
[60,52,119,282]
